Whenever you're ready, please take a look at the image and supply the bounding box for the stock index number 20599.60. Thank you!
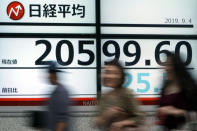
[35,40,192,66]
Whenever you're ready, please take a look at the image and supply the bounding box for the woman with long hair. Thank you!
[157,51,197,130]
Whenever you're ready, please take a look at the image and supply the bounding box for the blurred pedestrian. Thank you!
[156,51,197,130]
[94,60,145,131]
[47,61,70,131]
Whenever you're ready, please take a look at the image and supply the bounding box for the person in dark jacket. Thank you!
[47,61,70,131]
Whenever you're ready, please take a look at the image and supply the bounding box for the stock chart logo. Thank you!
[7,1,24,20]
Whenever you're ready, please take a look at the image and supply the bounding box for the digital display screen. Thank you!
[0,0,197,106]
